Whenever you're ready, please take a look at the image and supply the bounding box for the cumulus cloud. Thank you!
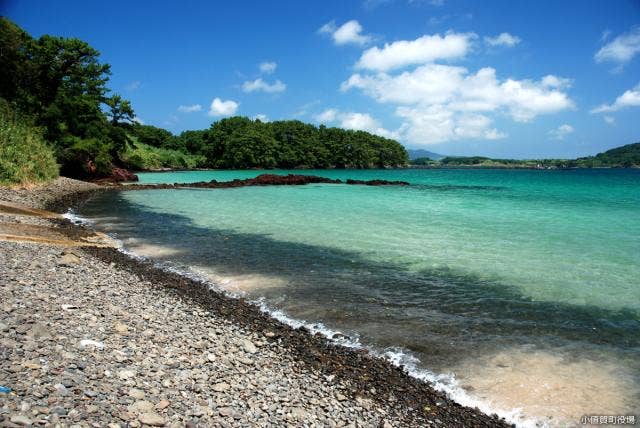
[342,64,573,145]
[177,104,203,113]
[242,78,286,93]
[208,98,238,117]
[595,27,640,65]
[356,32,475,71]
[591,83,640,113]
[314,108,396,138]
[319,20,372,46]
[315,108,338,122]
[259,61,277,74]
[484,32,521,47]
[548,124,574,140]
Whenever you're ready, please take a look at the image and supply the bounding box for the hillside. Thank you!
[409,142,640,169]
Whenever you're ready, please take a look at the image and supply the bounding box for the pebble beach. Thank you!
[0,177,509,427]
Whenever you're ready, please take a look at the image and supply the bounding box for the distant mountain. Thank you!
[406,149,445,160]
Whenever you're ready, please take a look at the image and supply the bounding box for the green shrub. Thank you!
[0,99,59,185]
[120,138,206,171]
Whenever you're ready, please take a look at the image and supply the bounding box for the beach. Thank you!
[0,177,508,427]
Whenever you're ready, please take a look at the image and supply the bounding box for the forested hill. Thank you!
[410,142,640,169]
[127,118,408,170]
[0,18,407,185]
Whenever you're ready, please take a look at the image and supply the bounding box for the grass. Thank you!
[0,99,59,186]
[120,137,206,171]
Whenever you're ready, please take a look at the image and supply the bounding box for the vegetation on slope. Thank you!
[0,98,59,185]
[410,143,640,169]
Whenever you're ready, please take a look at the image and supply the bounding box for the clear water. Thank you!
[81,169,640,425]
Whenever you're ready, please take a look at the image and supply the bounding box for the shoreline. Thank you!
[1,177,510,427]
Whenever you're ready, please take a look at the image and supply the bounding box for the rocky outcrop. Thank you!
[125,174,409,190]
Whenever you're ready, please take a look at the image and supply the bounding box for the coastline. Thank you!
[0,177,510,427]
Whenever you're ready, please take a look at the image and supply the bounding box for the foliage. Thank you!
[121,137,206,170]
[0,98,59,185]
[197,117,408,169]
[411,144,640,169]
[0,17,133,178]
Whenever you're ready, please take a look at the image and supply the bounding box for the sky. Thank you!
[3,0,640,158]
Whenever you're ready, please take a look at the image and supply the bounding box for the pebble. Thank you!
[138,412,166,426]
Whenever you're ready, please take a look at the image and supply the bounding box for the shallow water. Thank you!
[81,169,640,425]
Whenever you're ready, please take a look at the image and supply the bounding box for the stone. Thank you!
[138,413,165,426]
[129,401,155,414]
[114,322,129,334]
[118,369,136,380]
[58,253,81,266]
[212,382,230,392]
[218,407,233,417]
[206,353,216,362]
[0,322,8,332]
[128,388,145,400]
[27,323,51,340]
[79,339,104,350]
[10,415,33,426]
[155,400,170,411]
[241,339,258,354]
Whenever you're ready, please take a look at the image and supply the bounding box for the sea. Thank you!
[77,168,640,426]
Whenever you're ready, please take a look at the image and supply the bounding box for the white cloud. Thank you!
[356,32,475,71]
[595,27,640,65]
[484,32,521,48]
[133,116,144,125]
[254,114,269,122]
[342,65,573,146]
[343,65,573,121]
[208,98,239,117]
[259,61,277,74]
[315,108,338,122]
[319,20,372,46]
[177,104,203,113]
[242,78,286,93]
[591,83,640,113]
[548,124,574,140]
[604,116,615,125]
[314,108,396,138]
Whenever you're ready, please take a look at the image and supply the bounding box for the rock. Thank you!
[218,407,232,417]
[264,331,276,338]
[58,253,81,266]
[10,415,33,426]
[114,322,128,334]
[61,304,78,310]
[241,339,258,354]
[155,400,170,411]
[212,382,230,392]
[138,412,165,426]
[27,323,51,340]
[0,322,9,332]
[128,401,155,414]
[336,393,347,401]
[128,388,145,400]
[206,353,216,362]
[118,369,136,380]
[79,339,104,350]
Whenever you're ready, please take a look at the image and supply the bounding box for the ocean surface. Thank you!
[79,169,640,426]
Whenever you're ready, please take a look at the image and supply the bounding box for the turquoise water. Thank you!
[82,169,640,424]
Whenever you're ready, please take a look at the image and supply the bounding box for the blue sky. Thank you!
[3,0,640,158]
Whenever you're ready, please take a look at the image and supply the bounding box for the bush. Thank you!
[0,99,59,185]
[120,138,206,170]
